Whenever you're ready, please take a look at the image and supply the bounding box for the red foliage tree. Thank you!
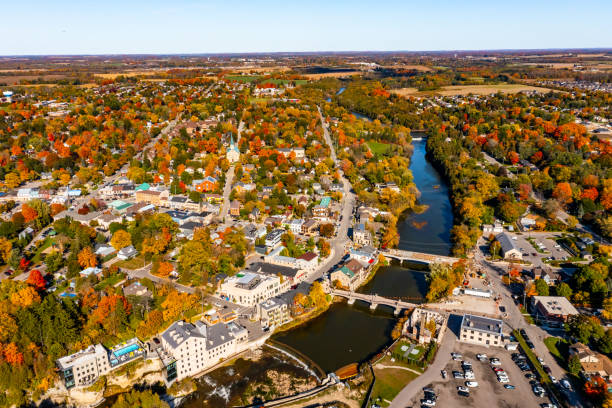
[27,269,46,290]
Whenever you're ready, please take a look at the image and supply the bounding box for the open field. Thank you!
[392,83,552,97]
[303,71,362,79]
[230,66,290,73]
[368,141,391,155]
[0,74,68,85]
[382,64,433,72]
[95,70,167,79]
[224,75,263,82]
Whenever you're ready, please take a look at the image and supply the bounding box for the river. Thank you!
[274,137,453,371]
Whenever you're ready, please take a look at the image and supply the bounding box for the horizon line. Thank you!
[1,47,611,58]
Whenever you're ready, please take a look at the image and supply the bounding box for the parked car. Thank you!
[560,379,572,390]
[504,384,516,390]
[490,359,501,366]
[457,386,469,393]
[420,399,435,407]
[465,381,479,388]
[464,370,475,379]
[476,353,488,361]
[441,370,447,379]
[453,371,465,379]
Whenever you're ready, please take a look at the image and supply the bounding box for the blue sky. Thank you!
[1,0,610,55]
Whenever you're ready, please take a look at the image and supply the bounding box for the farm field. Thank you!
[392,83,552,97]
[382,64,433,71]
[303,71,362,79]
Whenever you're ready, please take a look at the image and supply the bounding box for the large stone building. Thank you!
[459,314,503,347]
[352,223,372,247]
[160,320,248,381]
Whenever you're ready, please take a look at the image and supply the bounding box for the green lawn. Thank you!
[368,141,391,155]
[31,237,55,264]
[224,75,262,83]
[94,274,125,291]
[544,337,570,369]
[371,367,419,407]
[114,256,147,270]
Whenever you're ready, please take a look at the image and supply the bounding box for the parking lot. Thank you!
[405,342,555,408]
[512,234,571,268]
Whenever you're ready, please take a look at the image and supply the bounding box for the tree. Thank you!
[489,240,501,257]
[308,281,328,308]
[535,279,549,296]
[161,290,199,321]
[4,173,20,189]
[0,237,12,264]
[27,269,46,290]
[44,250,64,273]
[21,203,38,224]
[90,294,131,336]
[156,262,174,278]
[556,282,573,300]
[552,182,573,208]
[111,389,169,408]
[78,247,97,268]
[568,354,581,376]
[319,223,335,238]
[110,229,132,250]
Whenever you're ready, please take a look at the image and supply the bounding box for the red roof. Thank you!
[298,252,317,261]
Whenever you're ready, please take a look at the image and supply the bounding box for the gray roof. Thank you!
[496,233,518,254]
[161,320,206,350]
[461,314,503,335]
[250,262,300,278]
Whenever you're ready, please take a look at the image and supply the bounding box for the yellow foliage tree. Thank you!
[110,230,132,250]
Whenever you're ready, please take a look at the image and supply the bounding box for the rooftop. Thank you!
[460,314,503,335]
[533,296,579,316]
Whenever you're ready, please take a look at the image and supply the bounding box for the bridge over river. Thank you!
[330,289,420,315]
[381,249,459,265]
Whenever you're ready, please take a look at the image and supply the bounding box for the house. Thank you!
[117,245,138,260]
[482,220,504,235]
[459,314,503,347]
[531,296,579,322]
[287,219,304,235]
[330,259,367,291]
[352,223,371,246]
[179,221,204,240]
[301,219,318,235]
[226,136,240,163]
[96,213,122,230]
[80,267,103,278]
[230,200,241,217]
[349,246,377,264]
[124,202,156,221]
[193,176,218,193]
[95,244,115,258]
[496,233,522,260]
[403,308,447,344]
[569,343,612,381]
[122,281,152,298]
[249,207,261,221]
[312,197,331,219]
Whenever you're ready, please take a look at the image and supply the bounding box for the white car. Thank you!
[457,386,469,393]
[465,381,479,388]
[498,376,510,383]
[464,371,475,379]
[490,359,501,366]
[476,353,488,361]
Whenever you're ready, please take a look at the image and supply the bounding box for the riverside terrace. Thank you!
[109,338,146,367]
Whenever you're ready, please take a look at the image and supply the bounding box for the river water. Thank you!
[274,137,453,371]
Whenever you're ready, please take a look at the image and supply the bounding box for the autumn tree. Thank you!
[78,247,97,269]
[111,229,132,250]
[26,269,46,290]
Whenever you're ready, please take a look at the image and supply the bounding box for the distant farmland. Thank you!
[391,83,552,97]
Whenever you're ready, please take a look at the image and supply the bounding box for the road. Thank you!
[219,119,244,223]
[388,320,458,407]
[472,239,583,407]
[306,107,356,283]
